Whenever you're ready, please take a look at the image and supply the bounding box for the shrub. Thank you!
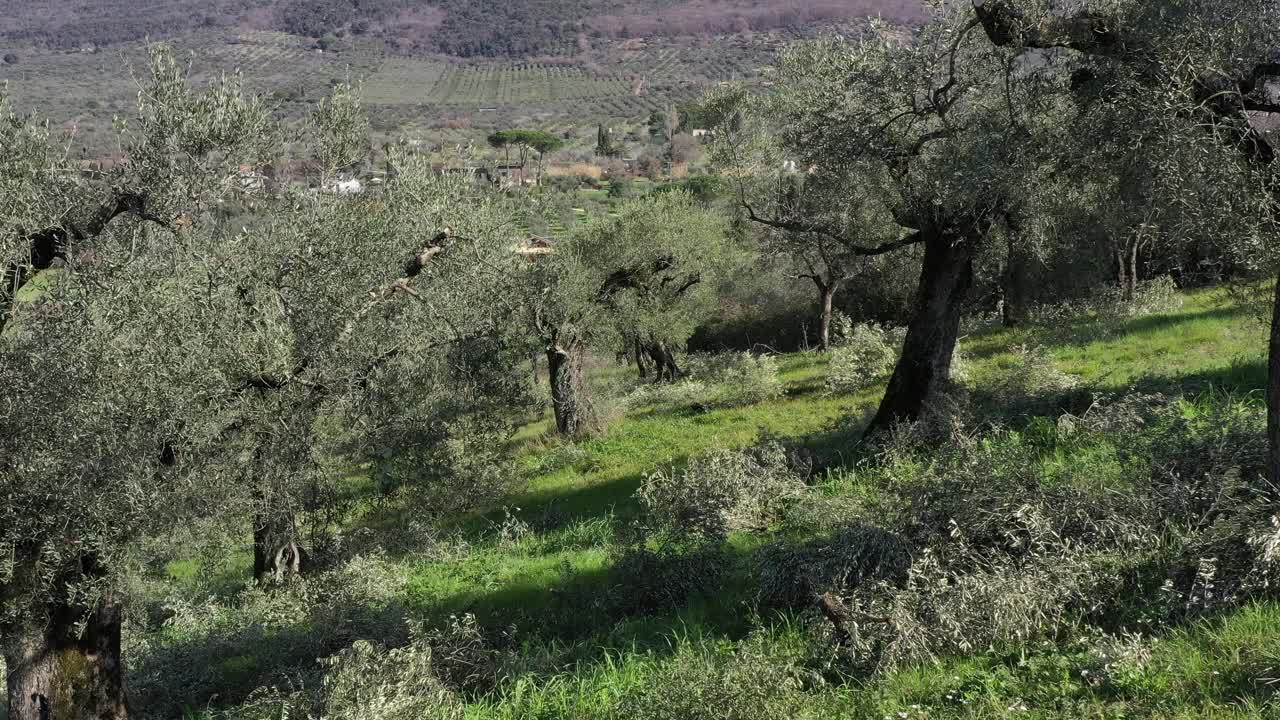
[981,344,1082,418]
[3,52,17,65]
[685,351,784,407]
[625,352,783,411]
[753,402,1280,675]
[1126,275,1183,316]
[130,553,412,717]
[606,541,729,616]
[610,635,813,720]
[637,441,807,542]
[1028,276,1185,331]
[756,522,914,610]
[224,624,466,720]
[824,322,900,395]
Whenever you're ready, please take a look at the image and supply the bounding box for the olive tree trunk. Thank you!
[645,342,682,382]
[547,341,595,436]
[1268,276,1280,488]
[816,280,838,352]
[632,336,649,380]
[253,511,304,584]
[1001,223,1029,327]
[866,227,975,435]
[4,558,129,720]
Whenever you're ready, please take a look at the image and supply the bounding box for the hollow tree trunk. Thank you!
[816,280,837,352]
[1268,275,1280,486]
[253,511,304,585]
[5,557,129,720]
[866,227,976,436]
[547,341,594,436]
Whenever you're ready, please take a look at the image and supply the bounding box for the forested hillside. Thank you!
[0,0,924,56]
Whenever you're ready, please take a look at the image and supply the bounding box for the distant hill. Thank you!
[0,0,924,58]
[0,1,924,159]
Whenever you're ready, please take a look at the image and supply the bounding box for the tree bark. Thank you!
[816,281,837,352]
[252,511,304,585]
[1268,275,1280,488]
[633,336,649,380]
[645,341,682,382]
[547,341,595,436]
[866,227,976,436]
[1001,220,1029,327]
[1128,239,1140,301]
[4,557,129,720]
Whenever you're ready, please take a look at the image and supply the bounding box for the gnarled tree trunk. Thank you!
[547,340,595,436]
[645,341,682,382]
[866,226,976,436]
[4,557,129,720]
[632,336,649,380]
[253,511,304,585]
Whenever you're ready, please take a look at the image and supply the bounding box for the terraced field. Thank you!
[364,60,634,106]
[0,28,788,154]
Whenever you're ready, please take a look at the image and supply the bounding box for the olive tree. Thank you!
[715,4,1058,434]
[522,191,733,435]
[0,54,531,719]
[195,147,533,582]
[708,93,900,350]
[968,0,1280,479]
[0,46,275,720]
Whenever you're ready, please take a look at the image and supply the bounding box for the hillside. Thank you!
[0,0,924,56]
[0,1,924,157]
[114,286,1280,719]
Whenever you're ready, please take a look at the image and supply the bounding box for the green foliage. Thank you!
[578,191,737,351]
[311,80,370,180]
[626,352,784,411]
[637,441,805,543]
[226,628,466,720]
[981,344,1083,418]
[824,321,901,395]
[132,553,414,716]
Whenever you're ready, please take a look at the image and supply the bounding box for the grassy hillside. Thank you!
[108,286,1280,720]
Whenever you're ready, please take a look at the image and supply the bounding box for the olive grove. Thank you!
[0,49,530,719]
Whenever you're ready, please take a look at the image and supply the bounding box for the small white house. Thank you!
[328,178,363,195]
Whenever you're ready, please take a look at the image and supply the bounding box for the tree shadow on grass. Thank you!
[130,588,411,718]
[409,534,768,663]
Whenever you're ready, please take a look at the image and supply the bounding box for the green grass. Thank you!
[450,287,1273,716]
[136,286,1280,718]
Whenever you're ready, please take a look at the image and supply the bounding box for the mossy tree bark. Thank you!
[4,556,129,720]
